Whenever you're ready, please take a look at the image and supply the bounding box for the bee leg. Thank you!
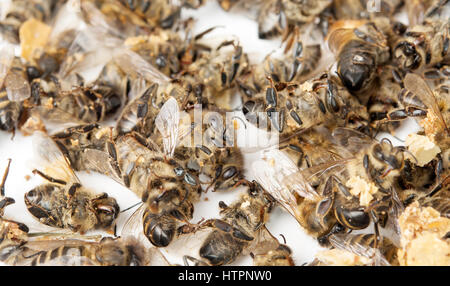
[317,223,346,246]
[369,210,381,249]
[183,255,208,266]
[330,175,352,198]
[1,158,12,197]
[106,140,122,179]
[32,169,67,185]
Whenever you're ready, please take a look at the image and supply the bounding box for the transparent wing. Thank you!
[329,234,390,266]
[121,204,146,244]
[155,97,180,157]
[252,149,318,223]
[32,132,79,184]
[4,70,31,102]
[113,49,170,85]
[245,226,280,256]
[331,127,375,155]
[299,159,350,182]
[81,148,123,184]
[147,248,171,266]
[0,42,14,90]
[404,73,449,134]
[32,106,90,125]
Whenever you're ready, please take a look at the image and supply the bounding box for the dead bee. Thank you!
[327,19,390,98]
[242,73,368,135]
[366,66,405,134]
[181,181,274,266]
[279,126,344,175]
[27,75,122,125]
[311,233,395,266]
[16,236,169,266]
[0,0,56,44]
[75,98,203,247]
[24,133,120,234]
[183,40,249,110]
[406,0,450,26]
[253,148,341,242]
[394,19,450,71]
[124,30,185,78]
[377,73,449,149]
[117,0,181,29]
[0,54,43,133]
[332,0,404,20]
[251,229,295,266]
[254,128,406,245]
[398,175,450,218]
[0,159,30,265]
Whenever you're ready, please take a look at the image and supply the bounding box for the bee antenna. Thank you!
[121,201,142,213]
[380,137,393,149]
[279,234,287,244]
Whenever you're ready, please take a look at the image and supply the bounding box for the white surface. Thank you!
[0,1,421,266]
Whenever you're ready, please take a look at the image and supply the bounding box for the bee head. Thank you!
[213,165,242,191]
[92,193,120,229]
[372,139,405,171]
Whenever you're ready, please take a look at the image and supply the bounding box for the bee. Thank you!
[0,53,43,133]
[251,230,294,266]
[398,175,450,219]
[394,19,450,71]
[124,30,185,78]
[406,0,450,26]
[254,128,406,245]
[0,0,56,44]
[16,236,170,266]
[74,97,203,247]
[183,40,249,110]
[332,0,404,20]
[180,181,274,266]
[377,73,450,149]
[241,72,369,135]
[327,19,390,98]
[310,233,395,266]
[117,0,182,29]
[279,126,345,179]
[252,148,340,242]
[24,133,120,234]
[0,159,30,265]
[366,66,405,134]
[27,75,123,125]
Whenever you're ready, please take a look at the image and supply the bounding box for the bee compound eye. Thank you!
[222,166,237,180]
[25,189,40,204]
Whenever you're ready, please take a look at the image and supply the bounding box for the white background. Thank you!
[0,1,421,266]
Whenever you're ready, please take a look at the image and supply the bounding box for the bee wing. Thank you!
[299,159,350,182]
[0,42,14,90]
[80,148,123,184]
[113,49,170,85]
[32,106,89,125]
[32,132,79,184]
[155,97,180,157]
[404,73,449,134]
[252,150,318,223]
[121,203,147,245]
[331,127,374,155]
[245,226,281,256]
[329,234,390,266]
[147,248,171,266]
